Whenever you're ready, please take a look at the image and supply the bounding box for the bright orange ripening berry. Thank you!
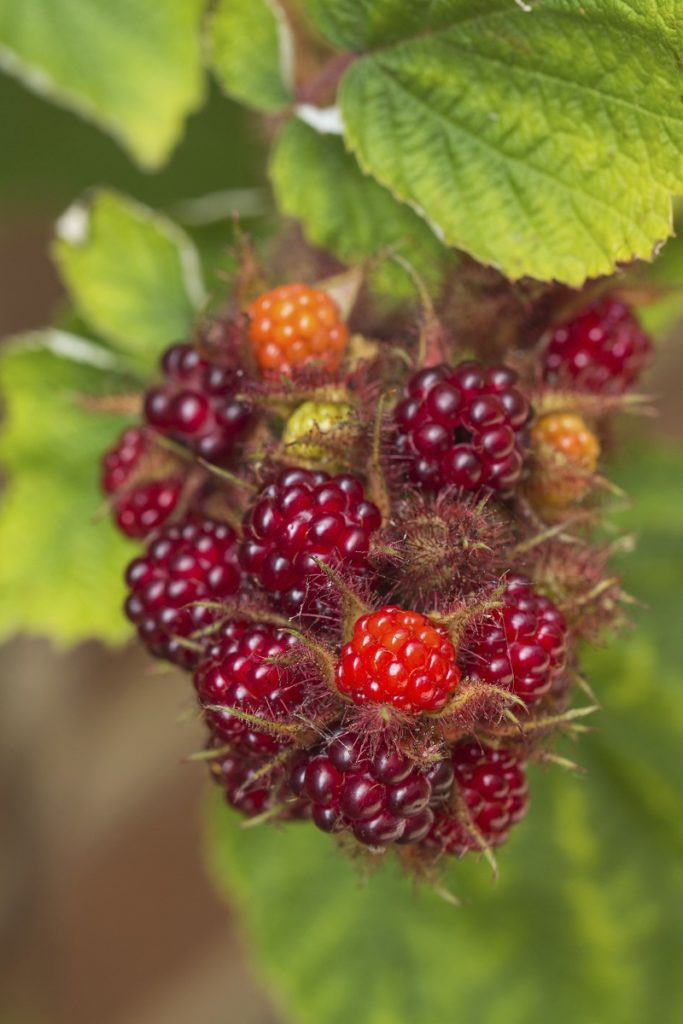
[529,411,600,510]
[247,283,349,375]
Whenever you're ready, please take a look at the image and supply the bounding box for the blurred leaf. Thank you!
[0,0,206,169]
[271,118,456,298]
[0,335,136,646]
[53,189,205,372]
[306,0,683,286]
[205,441,683,1024]
[210,0,293,113]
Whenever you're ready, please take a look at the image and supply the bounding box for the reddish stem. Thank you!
[296,53,356,106]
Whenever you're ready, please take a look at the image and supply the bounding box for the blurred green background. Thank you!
[1,39,683,1024]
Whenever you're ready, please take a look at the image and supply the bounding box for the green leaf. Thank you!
[53,190,205,372]
[271,117,456,298]
[303,0,461,50]
[205,442,683,1024]
[210,0,292,113]
[0,334,137,646]
[308,0,683,285]
[0,0,206,169]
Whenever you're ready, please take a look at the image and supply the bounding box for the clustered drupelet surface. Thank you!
[100,282,651,871]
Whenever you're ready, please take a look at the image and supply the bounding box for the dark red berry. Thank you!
[544,298,652,393]
[195,621,308,756]
[336,606,461,713]
[124,516,243,669]
[144,343,251,462]
[208,738,309,820]
[241,467,382,620]
[425,742,528,856]
[210,747,273,817]
[394,361,529,495]
[463,574,567,703]
[101,426,182,538]
[291,730,453,847]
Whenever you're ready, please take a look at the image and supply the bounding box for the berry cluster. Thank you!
[124,517,242,669]
[544,298,652,393]
[291,730,454,846]
[463,575,568,704]
[144,343,251,462]
[101,426,183,538]
[426,743,529,856]
[99,277,651,881]
[394,362,529,495]
[241,467,382,620]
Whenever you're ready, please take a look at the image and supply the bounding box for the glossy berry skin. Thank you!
[195,622,306,756]
[144,344,250,462]
[247,284,348,375]
[544,298,652,393]
[210,747,273,817]
[529,412,600,509]
[394,362,530,495]
[101,427,182,538]
[426,743,528,856]
[208,739,309,821]
[464,574,567,704]
[337,607,461,713]
[124,517,243,669]
[241,468,382,620]
[291,729,455,847]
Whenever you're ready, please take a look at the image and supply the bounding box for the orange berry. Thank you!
[529,411,600,509]
[247,284,348,375]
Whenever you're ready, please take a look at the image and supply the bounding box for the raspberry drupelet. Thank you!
[144,343,251,463]
[101,426,182,538]
[464,574,567,704]
[336,607,461,713]
[394,362,530,495]
[247,284,348,375]
[241,467,382,621]
[543,297,652,393]
[425,742,528,856]
[291,729,454,846]
[124,516,243,669]
[195,621,308,756]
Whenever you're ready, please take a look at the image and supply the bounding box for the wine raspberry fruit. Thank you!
[124,517,243,669]
[426,742,528,856]
[394,362,529,494]
[291,729,454,846]
[529,411,600,509]
[241,467,382,619]
[101,427,183,538]
[195,621,306,756]
[336,607,461,713]
[544,298,652,393]
[144,343,250,462]
[464,574,567,703]
[208,739,308,820]
[210,746,273,817]
[247,284,348,375]
[282,400,356,470]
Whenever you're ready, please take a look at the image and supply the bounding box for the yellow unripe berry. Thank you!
[282,400,356,470]
[529,411,600,510]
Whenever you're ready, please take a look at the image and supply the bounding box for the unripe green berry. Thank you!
[282,400,356,470]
